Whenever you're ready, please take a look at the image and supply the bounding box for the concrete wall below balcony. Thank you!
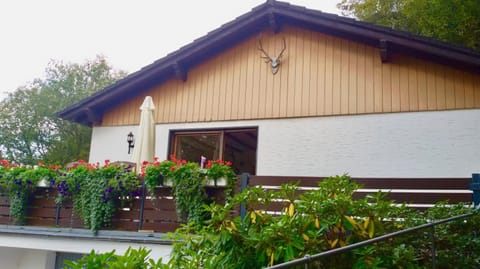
[0,227,173,268]
[90,109,480,178]
[0,247,55,269]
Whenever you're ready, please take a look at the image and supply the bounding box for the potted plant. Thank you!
[143,157,176,193]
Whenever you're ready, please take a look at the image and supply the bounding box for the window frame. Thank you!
[168,126,258,173]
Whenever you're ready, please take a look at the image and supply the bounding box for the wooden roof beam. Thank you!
[268,12,280,33]
[380,39,391,63]
[174,62,188,82]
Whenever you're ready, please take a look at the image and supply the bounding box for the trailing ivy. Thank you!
[143,157,238,227]
[56,160,140,234]
[0,161,57,225]
[171,162,207,225]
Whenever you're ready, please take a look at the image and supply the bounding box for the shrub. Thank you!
[64,247,166,269]
[167,175,479,268]
[62,175,480,268]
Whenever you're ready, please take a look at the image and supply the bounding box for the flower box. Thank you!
[206,177,227,187]
[162,179,173,187]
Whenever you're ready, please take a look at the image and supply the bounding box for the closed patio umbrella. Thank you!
[132,96,156,172]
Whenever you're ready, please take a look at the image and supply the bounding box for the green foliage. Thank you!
[171,162,207,225]
[0,158,139,233]
[55,160,140,234]
[0,160,57,225]
[166,175,480,268]
[144,158,175,194]
[64,247,166,269]
[143,157,237,227]
[58,175,480,268]
[337,0,480,51]
[205,160,237,201]
[64,249,116,269]
[0,56,126,165]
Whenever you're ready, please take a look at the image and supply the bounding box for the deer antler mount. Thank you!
[258,38,286,75]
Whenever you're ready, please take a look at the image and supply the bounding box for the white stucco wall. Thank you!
[0,247,55,269]
[90,109,480,178]
[0,233,172,264]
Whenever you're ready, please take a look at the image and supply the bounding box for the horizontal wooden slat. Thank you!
[249,176,325,187]
[141,221,180,232]
[0,207,10,215]
[253,202,289,212]
[353,192,472,204]
[27,218,56,227]
[28,207,58,217]
[143,199,176,211]
[248,176,471,190]
[30,198,56,206]
[352,178,471,190]
[0,197,9,205]
[113,210,140,220]
[142,209,178,222]
[110,220,139,231]
[0,216,11,224]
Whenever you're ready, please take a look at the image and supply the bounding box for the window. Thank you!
[170,128,257,175]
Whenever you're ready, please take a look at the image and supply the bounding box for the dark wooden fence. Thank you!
[0,175,476,233]
[244,175,473,216]
[0,186,226,233]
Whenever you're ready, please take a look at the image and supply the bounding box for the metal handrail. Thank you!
[268,209,479,269]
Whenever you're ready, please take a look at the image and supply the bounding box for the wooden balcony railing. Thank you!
[0,175,477,233]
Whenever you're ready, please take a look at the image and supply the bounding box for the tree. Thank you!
[337,0,480,51]
[0,56,126,165]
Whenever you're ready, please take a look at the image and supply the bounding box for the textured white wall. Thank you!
[0,234,172,262]
[90,125,139,164]
[0,247,55,269]
[90,109,480,178]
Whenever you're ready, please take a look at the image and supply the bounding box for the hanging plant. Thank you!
[58,160,140,234]
[0,161,57,225]
[171,161,207,225]
[143,156,238,227]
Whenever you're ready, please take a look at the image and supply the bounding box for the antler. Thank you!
[257,37,287,75]
[258,39,272,62]
[277,38,286,59]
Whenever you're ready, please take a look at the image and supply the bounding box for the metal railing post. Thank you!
[430,225,436,269]
[239,173,249,220]
[304,254,311,269]
[469,174,480,207]
[55,203,60,226]
[137,177,146,230]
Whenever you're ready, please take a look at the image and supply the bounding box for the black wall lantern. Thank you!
[127,132,134,154]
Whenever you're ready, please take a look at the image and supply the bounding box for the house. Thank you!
[2,1,480,268]
[58,1,480,179]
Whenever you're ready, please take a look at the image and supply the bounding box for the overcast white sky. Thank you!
[0,0,341,98]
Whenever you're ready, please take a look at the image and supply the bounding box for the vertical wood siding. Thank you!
[101,26,480,126]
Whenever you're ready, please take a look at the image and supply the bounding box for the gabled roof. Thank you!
[58,0,480,126]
